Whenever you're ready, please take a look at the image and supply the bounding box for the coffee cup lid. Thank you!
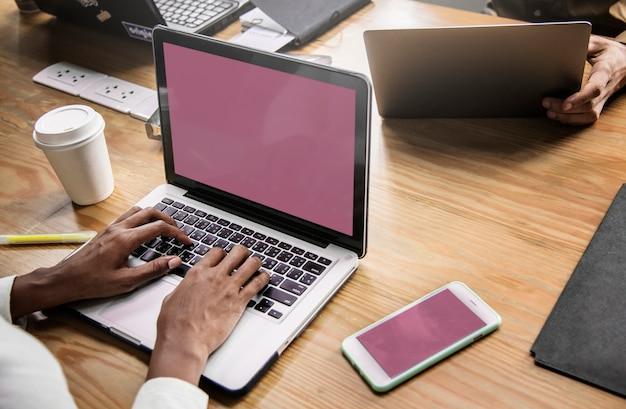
[33,105,103,147]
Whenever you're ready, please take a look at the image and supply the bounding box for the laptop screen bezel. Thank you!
[152,25,371,257]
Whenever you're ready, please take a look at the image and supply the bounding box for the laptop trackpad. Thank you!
[99,279,176,346]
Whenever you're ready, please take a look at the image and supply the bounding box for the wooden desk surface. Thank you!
[1,1,625,407]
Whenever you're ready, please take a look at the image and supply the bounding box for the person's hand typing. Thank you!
[10,206,192,319]
[542,34,626,125]
[147,245,270,385]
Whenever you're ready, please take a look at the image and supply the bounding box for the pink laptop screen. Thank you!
[163,43,356,236]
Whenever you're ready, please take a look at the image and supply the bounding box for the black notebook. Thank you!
[251,0,370,46]
[531,183,626,398]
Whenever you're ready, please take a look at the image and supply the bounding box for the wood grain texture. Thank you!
[1,1,625,408]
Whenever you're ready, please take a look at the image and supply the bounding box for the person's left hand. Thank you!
[10,206,192,319]
[542,34,626,125]
[147,245,269,384]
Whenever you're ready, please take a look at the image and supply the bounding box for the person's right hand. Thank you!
[147,245,270,385]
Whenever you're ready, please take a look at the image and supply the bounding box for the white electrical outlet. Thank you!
[80,77,157,114]
[32,62,108,96]
[33,62,158,125]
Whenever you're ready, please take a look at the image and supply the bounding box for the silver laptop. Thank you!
[32,0,253,41]
[363,22,591,118]
[68,25,372,395]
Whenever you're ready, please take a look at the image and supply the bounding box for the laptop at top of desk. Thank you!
[363,21,591,118]
[32,0,253,41]
[67,25,372,395]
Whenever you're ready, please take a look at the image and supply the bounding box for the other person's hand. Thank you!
[542,35,626,125]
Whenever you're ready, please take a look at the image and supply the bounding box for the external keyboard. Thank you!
[154,0,236,29]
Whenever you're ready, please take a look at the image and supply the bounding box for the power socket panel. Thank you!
[80,77,157,114]
[32,62,109,96]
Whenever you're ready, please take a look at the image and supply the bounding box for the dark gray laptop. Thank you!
[67,25,371,395]
[33,0,253,41]
[363,22,591,118]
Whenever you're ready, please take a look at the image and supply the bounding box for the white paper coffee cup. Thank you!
[33,105,114,205]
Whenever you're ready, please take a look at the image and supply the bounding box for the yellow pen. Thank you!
[0,231,97,245]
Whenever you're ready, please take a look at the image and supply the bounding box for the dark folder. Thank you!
[531,183,626,398]
[251,0,370,46]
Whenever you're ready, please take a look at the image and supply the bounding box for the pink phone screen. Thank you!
[357,289,486,378]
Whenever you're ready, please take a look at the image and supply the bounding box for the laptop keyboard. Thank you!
[131,197,335,320]
[154,0,235,29]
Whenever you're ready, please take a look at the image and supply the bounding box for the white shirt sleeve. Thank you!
[0,275,209,409]
[132,377,209,409]
[0,275,78,409]
[0,275,18,323]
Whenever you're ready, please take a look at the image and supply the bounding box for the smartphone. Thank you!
[341,281,501,392]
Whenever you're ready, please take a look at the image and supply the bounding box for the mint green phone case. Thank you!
[342,282,501,392]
